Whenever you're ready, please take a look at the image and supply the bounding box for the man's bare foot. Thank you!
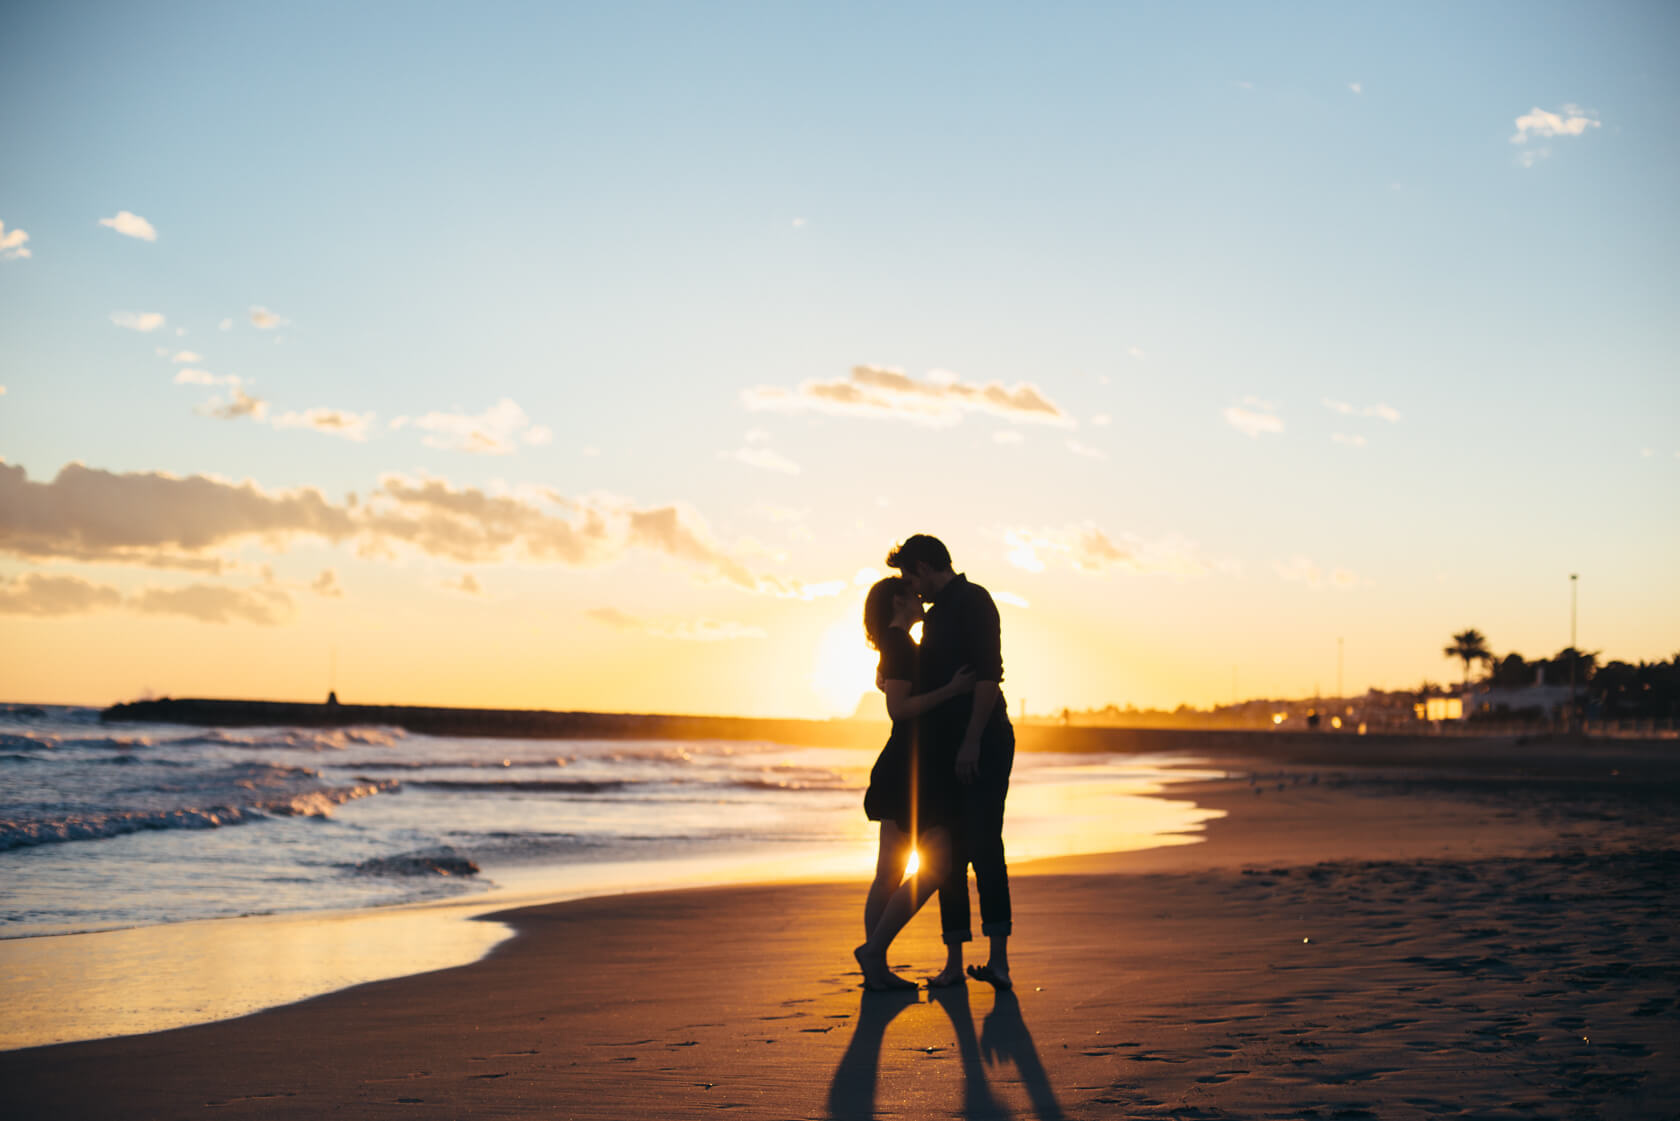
[966,962,1013,991]
[927,964,966,988]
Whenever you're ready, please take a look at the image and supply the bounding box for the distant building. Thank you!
[1462,666,1572,721]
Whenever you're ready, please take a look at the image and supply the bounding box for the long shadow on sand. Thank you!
[828,985,1065,1120]
[827,988,920,1120]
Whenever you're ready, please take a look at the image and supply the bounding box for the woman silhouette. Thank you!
[853,575,973,990]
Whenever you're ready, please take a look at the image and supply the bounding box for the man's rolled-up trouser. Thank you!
[938,732,1014,944]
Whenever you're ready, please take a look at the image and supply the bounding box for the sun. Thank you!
[812,615,879,717]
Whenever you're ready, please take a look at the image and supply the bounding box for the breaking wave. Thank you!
[0,777,398,852]
[350,848,480,877]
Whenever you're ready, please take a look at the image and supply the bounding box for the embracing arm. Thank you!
[881,667,975,723]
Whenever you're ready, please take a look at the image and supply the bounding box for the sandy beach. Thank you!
[5,733,1676,1120]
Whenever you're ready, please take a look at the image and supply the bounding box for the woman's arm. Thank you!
[880,666,975,723]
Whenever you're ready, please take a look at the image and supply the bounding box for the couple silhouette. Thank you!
[853,535,1016,992]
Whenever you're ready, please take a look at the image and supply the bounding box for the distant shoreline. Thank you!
[98,696,1656,763]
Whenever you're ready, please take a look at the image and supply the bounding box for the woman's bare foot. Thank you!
[854,945,917,991]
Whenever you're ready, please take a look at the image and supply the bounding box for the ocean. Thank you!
[0,703,1222,1046]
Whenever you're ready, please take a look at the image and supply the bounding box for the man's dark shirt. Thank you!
[916,573,1012,754]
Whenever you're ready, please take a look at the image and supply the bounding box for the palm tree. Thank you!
[1444,628,1493,686]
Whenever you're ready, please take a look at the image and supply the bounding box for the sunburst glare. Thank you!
[811,615,878,717]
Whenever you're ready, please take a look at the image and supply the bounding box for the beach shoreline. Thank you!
[6,735,1676,1119]
[0,746,1222,1050]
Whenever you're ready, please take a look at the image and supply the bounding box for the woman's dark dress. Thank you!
[862,628,954,836]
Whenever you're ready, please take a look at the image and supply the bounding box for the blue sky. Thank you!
[2,2,1675,714]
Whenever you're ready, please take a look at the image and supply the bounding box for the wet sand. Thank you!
[5,735,1676,1119]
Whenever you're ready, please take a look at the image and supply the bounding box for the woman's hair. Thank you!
[863,575,909,651]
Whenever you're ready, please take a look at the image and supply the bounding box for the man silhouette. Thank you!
[886,534,1015,990]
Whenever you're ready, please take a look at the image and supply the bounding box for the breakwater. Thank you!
[101,696,1429,759]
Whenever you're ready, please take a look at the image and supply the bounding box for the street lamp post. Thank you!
[1569,573,1579,730]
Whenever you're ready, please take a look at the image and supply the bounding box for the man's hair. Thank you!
[886,534,952,573]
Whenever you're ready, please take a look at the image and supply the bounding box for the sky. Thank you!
[2,1,1676,718]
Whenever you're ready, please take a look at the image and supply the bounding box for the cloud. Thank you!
[366,477,845,597]
[0,570,303,624]
[390,398,550,454]
[3,460,841,597]
[587,606,640,629]
[1127,346,1146,360]
[174,368,239,387]
[1332,433,1367,447]
[744,365,1072,428]
[249,306,287,330]
[218,318,233,331]
[0,220,30,260]
[271,407,375,442]
[131,582,292,625]
[1322,398,1401,422]
[0,573,124,616]
[168,350,202,364]
[1348,82,1362,95]
[586,606,767,641]
[98,210,158,241]
[1091,414,1111,427]
[175,374,373,441]
[1004,525,1213,579]
[1066,439,1107,460]
[1511,104,1600,144]
[365,475,767,591]
[1223,397,1283,438]
[727,445,801,474]
[992,431,1024,445]
[112,311,166,333]
[203,385,269,421]
[992,590,1030,608]
[311,569,343,598]
[1275,555,1362,590]
[0,461,355,568]
[1274,554,1323,587]
[448,572,482,595]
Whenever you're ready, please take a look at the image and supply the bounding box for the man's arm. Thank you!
[954,681,1000,782]
[954,585,1004,783]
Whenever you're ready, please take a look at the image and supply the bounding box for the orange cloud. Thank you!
[1005,524,1214,579]
[587,606,767,641]
[0,573,124,616]
[131,582,292,624]
[0,462,355,567]
[744,365,1071,427]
